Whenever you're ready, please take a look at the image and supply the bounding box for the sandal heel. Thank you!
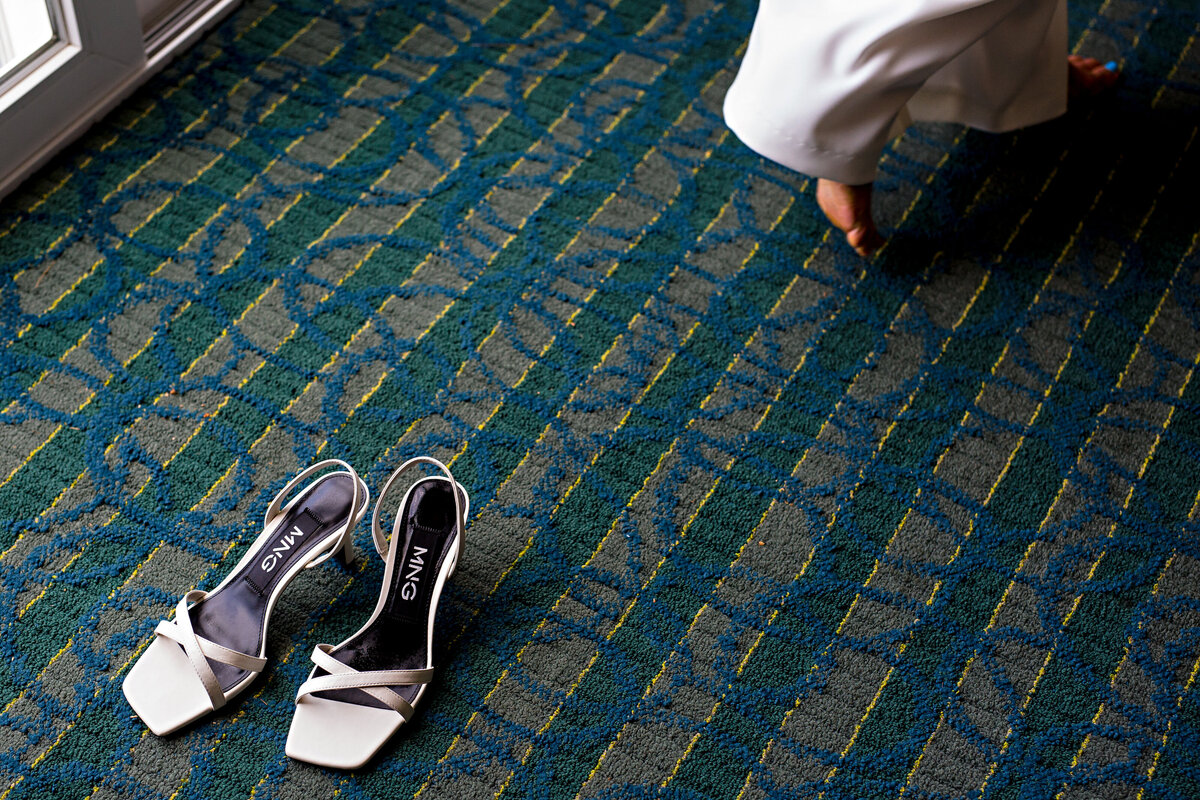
[287,457,468,769]
[335,532,357,568]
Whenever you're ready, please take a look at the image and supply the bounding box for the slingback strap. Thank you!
[370,456,465,561]
[264,458,366,569]
[154,590,268,711]
[296,643,433,720]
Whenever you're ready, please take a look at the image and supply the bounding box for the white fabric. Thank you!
[723,0,1068,184]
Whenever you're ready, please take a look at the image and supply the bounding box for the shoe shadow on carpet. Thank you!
[873,91,1198,275]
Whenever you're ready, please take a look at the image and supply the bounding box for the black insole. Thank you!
[189,473,356,690]
[314,479,461,710]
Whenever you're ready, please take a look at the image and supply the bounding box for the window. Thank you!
[0,0,58,86]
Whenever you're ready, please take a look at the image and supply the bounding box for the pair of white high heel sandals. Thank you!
[122,456,468,769]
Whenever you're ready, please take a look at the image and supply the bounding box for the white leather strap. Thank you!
[264,458,365,569]
[153,590,268,710]
[370,456,465,561]
[296,644,430,720]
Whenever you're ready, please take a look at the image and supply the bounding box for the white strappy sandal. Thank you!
[285,456,468,769]
[123,459,368,736]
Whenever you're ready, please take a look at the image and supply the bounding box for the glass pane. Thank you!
[0,0,57,80]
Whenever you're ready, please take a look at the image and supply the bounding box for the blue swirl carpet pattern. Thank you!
[0,0,1198,798]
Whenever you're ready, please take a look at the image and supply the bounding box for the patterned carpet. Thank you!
[0,0,1198,797]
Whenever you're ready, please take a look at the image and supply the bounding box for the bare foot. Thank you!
[817,178,885,257]
[815,58,1117,258]
[1068,55,1119,98]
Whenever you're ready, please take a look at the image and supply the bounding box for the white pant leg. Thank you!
[723,0,1068,184]
[910,0,1067,131]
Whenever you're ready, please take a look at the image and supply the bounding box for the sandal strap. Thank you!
[154,590,268,710]
[370,456,465,561]
[296,643,431,720]
[264,458,366,569]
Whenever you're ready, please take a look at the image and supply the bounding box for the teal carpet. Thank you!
[1,0,1199,797]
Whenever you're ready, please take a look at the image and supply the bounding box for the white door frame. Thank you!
[0,0,242,201]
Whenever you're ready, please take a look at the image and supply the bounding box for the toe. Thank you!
[1090,62,1120,88]
[818,179,883,257]
[846,225,884,258]
[1068,55,1120,98]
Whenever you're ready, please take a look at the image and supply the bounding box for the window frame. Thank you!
[0,0,242,201]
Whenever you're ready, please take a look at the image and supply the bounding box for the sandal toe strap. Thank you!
[297,643,432,720]
[154,590,268,710]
